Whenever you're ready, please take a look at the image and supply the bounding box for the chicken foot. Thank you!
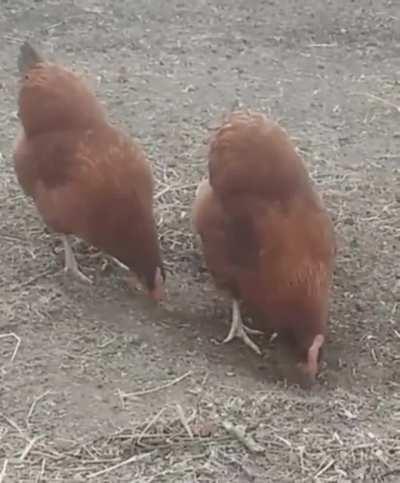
[62,235,92,284]
[222,299,263,355]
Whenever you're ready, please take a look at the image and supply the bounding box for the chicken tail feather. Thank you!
[18,41,44,76]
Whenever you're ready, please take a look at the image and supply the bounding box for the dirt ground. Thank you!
[0,0,399,481]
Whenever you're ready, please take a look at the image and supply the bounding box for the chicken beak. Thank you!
[297,333,325,387]
[148,285,164,301]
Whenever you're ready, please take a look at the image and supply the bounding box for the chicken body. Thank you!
[193,111,335,381]
[14,42,164,298]
[192,179,264,354]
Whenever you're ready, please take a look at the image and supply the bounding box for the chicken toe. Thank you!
[111,257,129,271]
[222,300,262,355]
[62,235,92,284]
[242,326,264,336]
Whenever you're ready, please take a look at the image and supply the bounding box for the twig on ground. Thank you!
[19,435,45,462]
[35,458,46,483]
[0,459,8,483]
[26,390,52,424]
[120,371,192,399]
[176,404,194,439]
[0,332,21,362]
[0,412,25,436]
[137,407,168,444]
[86,450,156,479]
[314,458,335,479]
[221,420,265,454]
[116,388,126,410]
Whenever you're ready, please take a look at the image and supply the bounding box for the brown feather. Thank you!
[198,110,335,380]
[192,179,238,296]
[13,42,164,296]
[18,43,105,137]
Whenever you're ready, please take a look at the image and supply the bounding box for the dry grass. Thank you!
[1,382,399,481]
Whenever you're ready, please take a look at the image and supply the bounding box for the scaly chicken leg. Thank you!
[222,299,263,355]
[62,235,92,284]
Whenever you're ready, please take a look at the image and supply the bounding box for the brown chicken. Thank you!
[193,111,335,381]
[13,41,165,299]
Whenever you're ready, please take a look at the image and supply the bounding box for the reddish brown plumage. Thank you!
[193,179,235,293]
[194,111,335,381]
[14,42,164,298]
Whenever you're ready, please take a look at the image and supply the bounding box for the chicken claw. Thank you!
[222,299,262,355]
[62,235,92,284]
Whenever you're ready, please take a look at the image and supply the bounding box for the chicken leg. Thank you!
[62,235,92,284]
[222,299,263,355]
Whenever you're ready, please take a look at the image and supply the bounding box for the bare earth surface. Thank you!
[0,0,399,481]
